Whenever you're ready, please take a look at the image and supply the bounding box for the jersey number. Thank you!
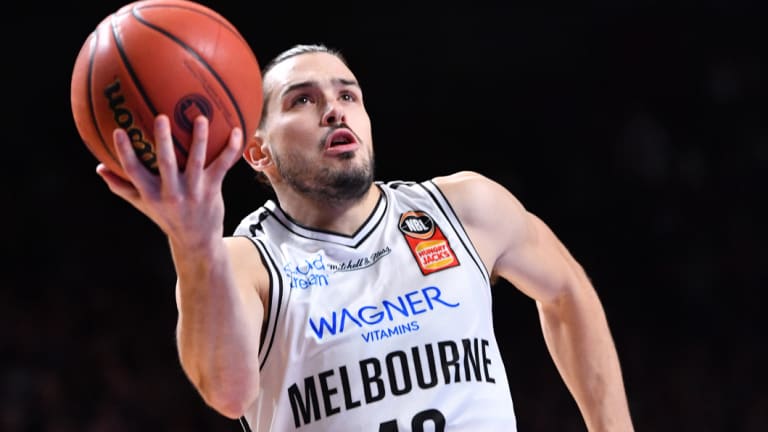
[378,409,446,432]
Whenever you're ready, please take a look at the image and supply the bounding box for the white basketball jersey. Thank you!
[233,180,517,431]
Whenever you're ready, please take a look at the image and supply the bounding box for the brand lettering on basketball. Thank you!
[104,80,157,172]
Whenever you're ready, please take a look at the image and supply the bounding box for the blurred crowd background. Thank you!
[4,1,766,431]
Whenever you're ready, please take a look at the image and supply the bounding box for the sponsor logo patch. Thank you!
[398,211,460,275]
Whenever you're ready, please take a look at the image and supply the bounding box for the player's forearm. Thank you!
[171,238,262,418]
[537,283,634,432]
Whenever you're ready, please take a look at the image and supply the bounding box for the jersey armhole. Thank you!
[233,234,285,372]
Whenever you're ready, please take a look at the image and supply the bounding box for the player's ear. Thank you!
[243,134,272,171]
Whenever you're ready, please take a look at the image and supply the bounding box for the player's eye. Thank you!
[291,94,314,106]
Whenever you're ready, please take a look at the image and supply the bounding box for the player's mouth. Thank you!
[324,128,360,155]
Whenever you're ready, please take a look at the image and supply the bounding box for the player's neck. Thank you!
[276,184,381,236]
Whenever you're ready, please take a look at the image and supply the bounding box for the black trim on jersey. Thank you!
[253,238,284,370]
[259,185,388,248]
[383,180,416,189]
[239,416,252,432]
[248,209,270,235]
[225,236,284,432]
[254,240,274,354]
[417,181,491,282]
[232,234,284,370]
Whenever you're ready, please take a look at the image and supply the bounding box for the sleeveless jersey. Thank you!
[233,179,517,431]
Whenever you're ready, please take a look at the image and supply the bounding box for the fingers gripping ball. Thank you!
[70,0,263,179]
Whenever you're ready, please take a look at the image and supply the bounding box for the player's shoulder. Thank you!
[378,171,500,202]
[432,170,490,189]
[432,170,518,201]
[432,170,527,223]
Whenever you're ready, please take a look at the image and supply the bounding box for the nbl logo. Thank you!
[103,79,158,172]
[174,94,213,133]
[399,211,434,239]
[398,211,459,275]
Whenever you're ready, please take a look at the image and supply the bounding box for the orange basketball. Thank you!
[70,0,263,179]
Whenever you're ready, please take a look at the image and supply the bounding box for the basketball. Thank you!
[70,0,263,179]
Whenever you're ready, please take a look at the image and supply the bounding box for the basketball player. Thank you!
[96,44,635,431]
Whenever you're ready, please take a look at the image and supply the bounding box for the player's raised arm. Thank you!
[434,170,634,432]
[97,114,267,419]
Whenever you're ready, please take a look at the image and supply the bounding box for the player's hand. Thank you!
[96,114,243,247]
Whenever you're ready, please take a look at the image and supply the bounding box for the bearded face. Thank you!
[272,139,375,204]
[256,51,376,206]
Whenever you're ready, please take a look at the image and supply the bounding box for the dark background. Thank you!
[4,0,767,431]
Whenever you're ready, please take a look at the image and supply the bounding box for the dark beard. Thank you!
[278,152,375,205]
